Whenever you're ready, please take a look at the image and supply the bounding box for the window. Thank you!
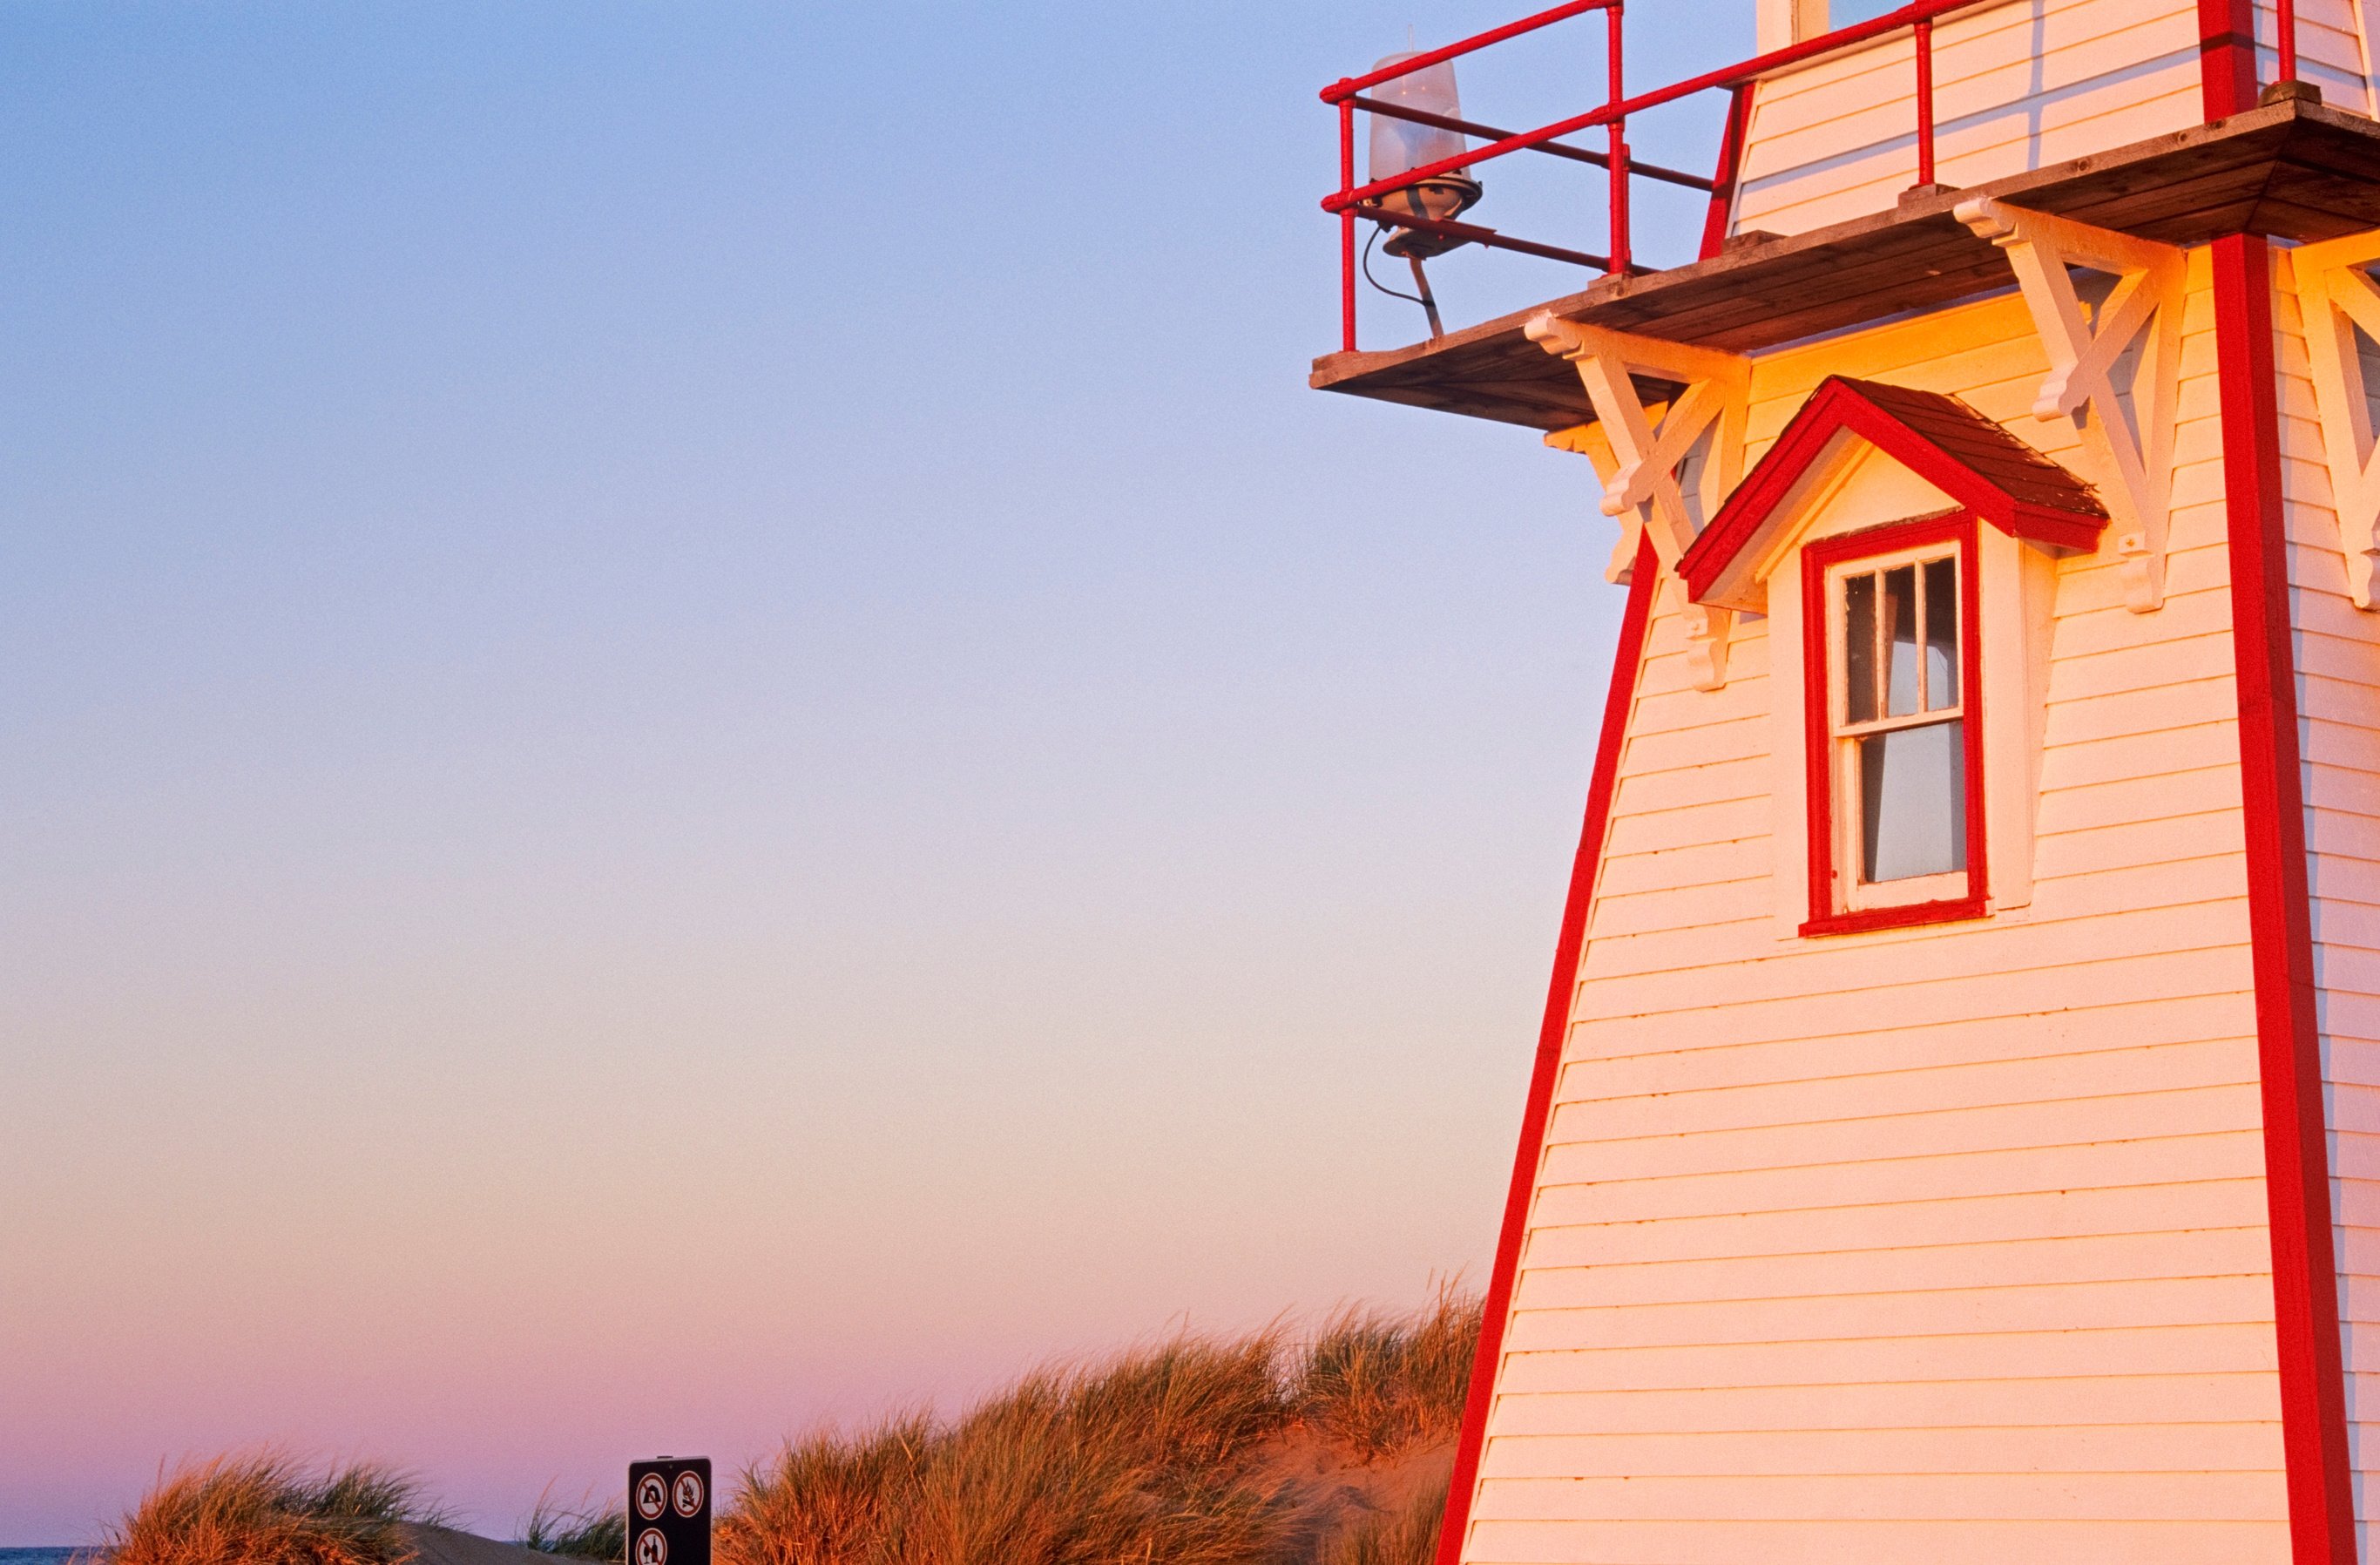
[1801,513,1986,934]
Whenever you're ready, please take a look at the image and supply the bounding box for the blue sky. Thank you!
[0,1,1753,1542]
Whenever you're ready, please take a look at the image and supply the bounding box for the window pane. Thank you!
[1842,572,1876,724]
[1860,720,1967,882]
[1924,556,1958,709]
[1884,565,1918,717]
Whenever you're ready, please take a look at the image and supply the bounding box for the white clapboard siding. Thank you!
[2274,251,2380,1544]
[1727,0,2374,238]
[1457,262,2285,1565]
[1471,1518,2284,1564]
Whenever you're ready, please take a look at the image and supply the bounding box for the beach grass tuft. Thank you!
[104,1453,431,1565]
[717,1288,1477,1565]
[519,1492,628,1561]
[1293,1283,1480,1461]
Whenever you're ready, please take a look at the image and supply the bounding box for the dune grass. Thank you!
[1292,1284,1479,1462]
[724,1333,1295,1565]
[519,1493,628,1560]
[104,1453,432,1565]
[103,1291,1477,1565]
[718,1290,1479,1565]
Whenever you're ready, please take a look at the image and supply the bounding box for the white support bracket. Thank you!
[2289,230,2380,609]
[1527,314,1751,688]
[1957,197,2184,612]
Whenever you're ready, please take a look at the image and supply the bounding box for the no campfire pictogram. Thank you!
[673,1471,705,1518]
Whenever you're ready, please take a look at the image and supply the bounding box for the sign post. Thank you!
[627,1457,710,1565]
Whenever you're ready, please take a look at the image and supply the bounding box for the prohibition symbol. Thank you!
[635,1474,669,1521]
[635,1529,668,1565]
[673,1472,705,1519]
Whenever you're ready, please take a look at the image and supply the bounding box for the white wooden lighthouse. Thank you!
[1312,1,2380,1561]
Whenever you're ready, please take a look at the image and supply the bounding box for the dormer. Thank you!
[1680,376,2106,934]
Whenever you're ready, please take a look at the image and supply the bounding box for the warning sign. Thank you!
[629,1458,709,1565]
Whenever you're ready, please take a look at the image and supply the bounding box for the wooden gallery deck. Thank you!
[1314,98,2380,430]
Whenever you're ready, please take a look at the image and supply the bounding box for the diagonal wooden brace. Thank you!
[2289,231,2380,609]
[1957,197,2184,612]
[1529,314,1751,688]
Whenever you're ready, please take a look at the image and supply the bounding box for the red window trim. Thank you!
[1797,510,1988,938]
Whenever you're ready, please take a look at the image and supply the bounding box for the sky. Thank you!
[0,1,1755,1544]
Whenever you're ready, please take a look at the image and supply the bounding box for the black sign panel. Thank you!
[628,1457,711,1565]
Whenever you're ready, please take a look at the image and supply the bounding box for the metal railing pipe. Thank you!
[1339,98,1356,351]
[1606,0,1629,273]
[1320,0,1615,103]
[1350,205,1617,271]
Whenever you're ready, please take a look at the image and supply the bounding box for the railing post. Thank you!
[1339,98,1357,351]
[1606,0,1630,274]
[1914,17,1937,187]
[2279,0,2298,84]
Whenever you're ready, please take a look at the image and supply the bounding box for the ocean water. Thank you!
[0,1549,87,1565]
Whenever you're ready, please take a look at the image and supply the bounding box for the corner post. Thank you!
[2213,229,2358,1565]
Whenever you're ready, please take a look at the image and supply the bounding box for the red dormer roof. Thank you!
[1679,376,2107,610]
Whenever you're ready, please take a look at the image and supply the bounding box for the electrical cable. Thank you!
[1361,224,1430,307]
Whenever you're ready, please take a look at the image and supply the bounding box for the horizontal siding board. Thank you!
[1488,1375,2285,1435]
[1541,1087,2265,1181]
[1493,1323,2280,1395]
[1551,1040,2258,1142]
[1565,1001,2255,1092]
[1458,1518,2284,1564]
[1465,1470,2283,1523]
[2032,765,2241,835]
[1514,1235,2271,1315]
[1477,1421,2282,1478]
[1502,1275,2277,1352]
[2037,724,2237,796]
[1536,1135,2267,1226]
[1523,1186,2265,1267]
[1559,945,2253,1046]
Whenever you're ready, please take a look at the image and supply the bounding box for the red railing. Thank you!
[1321,0,2309,353]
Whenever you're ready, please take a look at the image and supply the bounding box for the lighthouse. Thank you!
[1314,1,2380,1561]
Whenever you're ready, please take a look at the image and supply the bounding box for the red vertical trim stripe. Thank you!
[1697,83,1754,262]
[2199,0,2258,117]
[2214,231,2356,1565]
[1431,533,1660,1565]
